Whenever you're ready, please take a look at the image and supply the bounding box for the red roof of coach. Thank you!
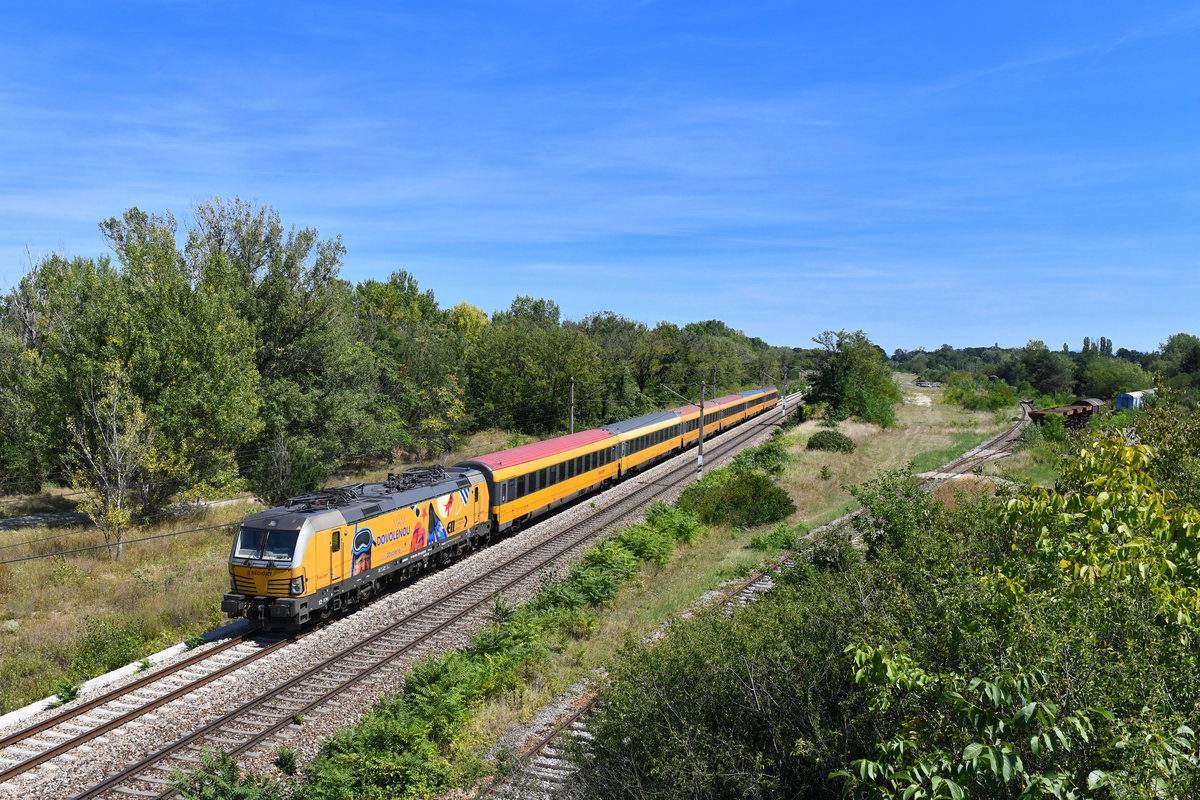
[465,429,614,470]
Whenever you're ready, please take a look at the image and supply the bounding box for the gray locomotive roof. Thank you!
[241,466,482,529]
[601,409,681,435]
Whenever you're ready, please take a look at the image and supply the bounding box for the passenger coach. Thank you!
[455,430,620,534]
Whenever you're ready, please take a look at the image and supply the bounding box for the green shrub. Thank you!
[174,749,286,800]
[644,501,705,543]
[679,469,796,527]
[613,523,674,567]
[1040,414,1067,442]
[731,436,791,475]
[275,746,298,776]
[806,429,855,453]
[49,679,81,708]
[748,523,799,551]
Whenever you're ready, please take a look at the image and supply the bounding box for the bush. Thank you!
[174,749,286,800]
[731,435,791,475]
[679,469,796,527]
[748,523,800,551]
[1040,413,1067,443]
[806,430,855,453]
[644,501,705,544]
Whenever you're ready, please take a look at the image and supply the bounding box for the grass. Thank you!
[907,432,990,473]
[0,501,259,713]
[983,443,1061,487]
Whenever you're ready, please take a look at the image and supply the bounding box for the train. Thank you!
[221,386,780,629]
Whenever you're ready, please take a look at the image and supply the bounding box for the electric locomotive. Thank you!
[222,466,490,628]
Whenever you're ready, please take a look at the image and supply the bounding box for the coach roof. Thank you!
[461,429,614,470]
[601,410,681,436]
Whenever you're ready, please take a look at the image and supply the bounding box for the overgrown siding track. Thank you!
[0,394,799,800]
[481,417,1025,800]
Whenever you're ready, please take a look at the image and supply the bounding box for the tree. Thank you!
[185,197,380,488]
[65,363,180,561]
[466,298,602,432]
[1075,356,1151,400]
[808,330,901,426]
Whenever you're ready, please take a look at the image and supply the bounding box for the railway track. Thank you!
[0,395,800,800]
[0,633,290,785]
[481,416,1026,799]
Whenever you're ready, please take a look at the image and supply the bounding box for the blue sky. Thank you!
[2,2,1198,354]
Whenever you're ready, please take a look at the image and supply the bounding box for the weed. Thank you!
[292,712,304,726]
[275,746,298,775]
[50,556,87,585]
[820,464,833,480]
[137,657,152,673]
[185,633,206,650]
[49,679,81,708]
[748,524,798,552]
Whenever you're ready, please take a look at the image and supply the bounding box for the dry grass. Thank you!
[0,500,260,713]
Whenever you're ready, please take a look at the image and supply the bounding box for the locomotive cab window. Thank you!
[331,530,340,552]
[235,527,299,562]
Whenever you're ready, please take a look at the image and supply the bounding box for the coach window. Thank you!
[517,474,525,497]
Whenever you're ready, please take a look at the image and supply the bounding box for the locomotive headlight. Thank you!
[290,576,305,595]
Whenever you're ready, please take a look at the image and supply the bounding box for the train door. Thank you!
[330,530,343,584]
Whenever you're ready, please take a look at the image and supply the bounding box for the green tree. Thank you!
[1075,355,1151,400]
[809,330,901,426]
[466,297,602,432]
[186,197,379,493]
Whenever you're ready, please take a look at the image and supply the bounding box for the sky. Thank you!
[1,2,1198,354]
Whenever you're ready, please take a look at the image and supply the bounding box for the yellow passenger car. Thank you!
[603,410,684,475]
[456,430,619,533]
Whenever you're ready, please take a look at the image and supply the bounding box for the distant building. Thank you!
[1115,389,1155,411]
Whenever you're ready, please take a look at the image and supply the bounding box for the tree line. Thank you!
[892,334,1200,402]
[0,199,805,521]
